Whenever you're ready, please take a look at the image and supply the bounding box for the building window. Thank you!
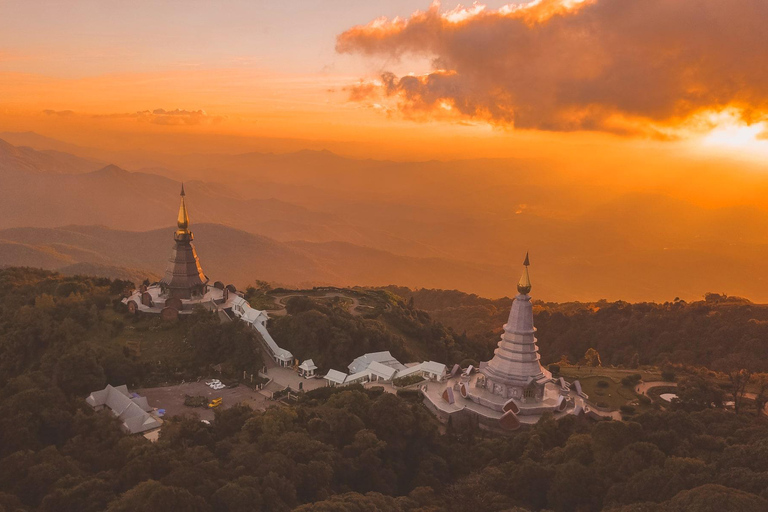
[524,385,537,399]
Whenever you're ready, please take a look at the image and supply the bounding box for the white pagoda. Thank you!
[421,255,576,431]
[477,252,552,402]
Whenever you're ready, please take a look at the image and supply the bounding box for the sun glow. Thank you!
[696,121,768,163]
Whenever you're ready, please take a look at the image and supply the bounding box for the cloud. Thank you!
[94,108,225,126]
[42,109,76,117]
[336,0,768,136]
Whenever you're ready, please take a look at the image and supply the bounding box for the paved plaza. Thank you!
[137,381,270,421]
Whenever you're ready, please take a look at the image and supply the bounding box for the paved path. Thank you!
[635,381,678,395]
[137,381,270,421]
[266,366,328,393]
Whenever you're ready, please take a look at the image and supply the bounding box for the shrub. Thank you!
[393,374,426,387]
[396,389,421,401]
[620,404,636,415]
[596,380,611,388]
[548,363,561,377]
[184,395,208,408]
[621,373,642,387]
[662,370,677,382]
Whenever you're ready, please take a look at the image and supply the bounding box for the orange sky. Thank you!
[1,1,767,168]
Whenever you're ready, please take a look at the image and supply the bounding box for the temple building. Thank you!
[160,183,208,300]
[476,252,552,403]
[122,186,294,367]
[422,255,585,431]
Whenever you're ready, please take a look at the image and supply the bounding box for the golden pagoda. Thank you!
[160,184,208,299]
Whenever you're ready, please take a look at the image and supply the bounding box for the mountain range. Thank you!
[0,224,508,294]
[2,132,768,301]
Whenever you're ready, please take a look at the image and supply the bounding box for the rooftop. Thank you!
[348,351,406,374]
[325,369,348,384]
[86,384,161,435]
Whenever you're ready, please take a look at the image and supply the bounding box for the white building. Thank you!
[422,256,577,432]
[86,384,161,435]
[348,351,406,374]
[324,369,348,387]
[299,359,318,378]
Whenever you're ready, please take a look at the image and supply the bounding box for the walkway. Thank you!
[266,366,328,393]
[635,380,677,395]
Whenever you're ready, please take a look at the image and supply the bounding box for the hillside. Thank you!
[0,224,510,294]
[384,286,768,372]
[2,269,768,511]
[5,135,768,301]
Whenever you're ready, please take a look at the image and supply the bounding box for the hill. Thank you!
[384,286,768,372]
[1,268,768,511]
[0,224,509,294]
[5,135,768,302]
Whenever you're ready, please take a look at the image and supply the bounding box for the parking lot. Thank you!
[137,381,272,421]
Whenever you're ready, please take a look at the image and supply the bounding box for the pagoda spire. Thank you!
[176,183,190,234]
[517,252,531,295]
[163,185,208,299]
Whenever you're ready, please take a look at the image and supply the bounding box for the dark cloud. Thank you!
[336,0,768,135]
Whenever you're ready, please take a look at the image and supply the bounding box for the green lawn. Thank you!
[560,365,662,382]
[572,375,638,410]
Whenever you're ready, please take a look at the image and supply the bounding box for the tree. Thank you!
[106,480,210,512]
[716,355,754,414]
[673,376,724,411]
[662,484,768,512]
[752,373,768,417]
[583,348,602,367]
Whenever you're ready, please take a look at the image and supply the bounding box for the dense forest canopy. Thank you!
[1,268,768,511]
[384,287,768,372]
[268,293,481,373]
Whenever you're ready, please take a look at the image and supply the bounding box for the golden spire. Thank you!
[517,252,531,295]
[176,183,190,234]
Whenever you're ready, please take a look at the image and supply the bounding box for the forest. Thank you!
[385,287,768,372]
[1,268,768,511]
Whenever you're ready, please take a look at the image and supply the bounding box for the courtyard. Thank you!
[137,381,271,422]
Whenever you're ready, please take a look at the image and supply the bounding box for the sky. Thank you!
[2,0,768,163]
[4,0,768,301]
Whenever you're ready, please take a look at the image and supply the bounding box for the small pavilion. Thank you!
[299,359,318,378]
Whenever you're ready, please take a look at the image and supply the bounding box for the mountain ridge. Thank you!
[0,223,513,297]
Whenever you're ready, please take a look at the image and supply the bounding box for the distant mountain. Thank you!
[0,138,105,174]
[0,139,433,257]
[0,224,512,295]
[5,136,768,302]
[0,131,89,154]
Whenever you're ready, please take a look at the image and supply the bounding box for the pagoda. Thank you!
[477,253,551,402]
[122,186,295,366]
[159,184,209,299]
[420,254,576,432]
